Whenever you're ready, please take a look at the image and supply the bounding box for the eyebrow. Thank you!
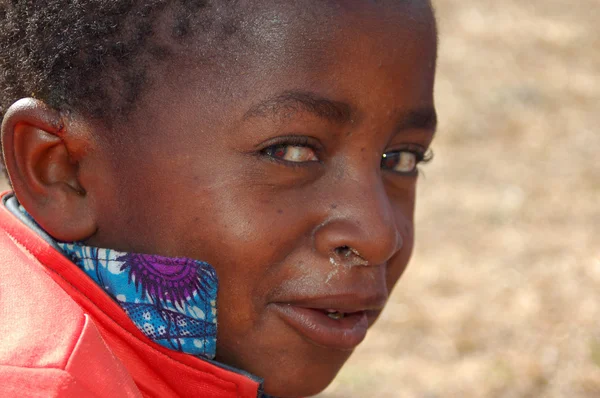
[244,90,437,132]
[243,90,353,124]
[394,107,438,133]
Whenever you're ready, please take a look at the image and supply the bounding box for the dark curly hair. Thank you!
[0,0,240,124]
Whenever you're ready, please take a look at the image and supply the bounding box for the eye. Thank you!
[262,144,319,163]
[381,148,431,175]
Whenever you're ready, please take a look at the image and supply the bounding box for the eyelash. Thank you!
[381,146,434,176]
[259,136,322,167]
[259,138,433,174]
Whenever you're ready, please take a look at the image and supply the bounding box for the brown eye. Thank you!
[264,145,319,163]
[381,151,419,174]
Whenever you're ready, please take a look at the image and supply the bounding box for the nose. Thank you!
[313,175,405,267]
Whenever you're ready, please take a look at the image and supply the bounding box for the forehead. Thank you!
[241,1,436,72]
[133,0,437,135]
[225,0,437,73]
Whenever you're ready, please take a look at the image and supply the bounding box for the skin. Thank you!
[1,1,437,396]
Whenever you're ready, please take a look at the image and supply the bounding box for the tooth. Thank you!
[327,311,345,320]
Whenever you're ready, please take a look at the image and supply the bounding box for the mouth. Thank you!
[269,299,384,351]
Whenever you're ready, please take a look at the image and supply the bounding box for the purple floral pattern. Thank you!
[119,253,213,308]
[58,243,218,358]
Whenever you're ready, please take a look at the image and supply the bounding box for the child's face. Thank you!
[85,1,437,396]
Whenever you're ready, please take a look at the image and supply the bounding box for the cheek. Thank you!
[386,235,414,291]
[386,204,416,291]
[187,192,309,261]
[173,185,315,304]
[178,188,319,365]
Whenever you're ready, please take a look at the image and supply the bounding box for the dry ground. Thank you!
[318,0,600,397]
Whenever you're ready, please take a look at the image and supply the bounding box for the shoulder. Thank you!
[0,228,141,397]
[0,228,86,369]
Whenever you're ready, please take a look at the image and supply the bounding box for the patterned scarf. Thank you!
[58,243,218,359]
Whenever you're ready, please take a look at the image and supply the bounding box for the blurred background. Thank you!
[318,0,600,397]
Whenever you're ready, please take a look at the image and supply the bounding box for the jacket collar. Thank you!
[11,196,220,359]
[2,192,267,397]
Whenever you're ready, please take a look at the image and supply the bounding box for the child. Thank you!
[0,0,438,397]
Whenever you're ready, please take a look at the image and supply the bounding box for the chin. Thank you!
[258,350,352,398]
[217,340,353,397]
[262,372,338,398]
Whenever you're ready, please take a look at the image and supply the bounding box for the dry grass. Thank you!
[318,0,600,397]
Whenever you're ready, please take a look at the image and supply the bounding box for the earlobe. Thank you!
[1,98,97,242]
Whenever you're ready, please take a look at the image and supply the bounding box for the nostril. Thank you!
[333,246,369,267]
[335,246,352,258]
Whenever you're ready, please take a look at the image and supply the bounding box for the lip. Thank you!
[270,298,383,350]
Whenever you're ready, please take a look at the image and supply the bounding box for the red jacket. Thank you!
[0,192,263,397]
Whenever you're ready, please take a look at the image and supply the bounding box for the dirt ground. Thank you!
[318,0,600,397]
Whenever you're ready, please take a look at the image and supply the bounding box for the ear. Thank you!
[1,98,97,241]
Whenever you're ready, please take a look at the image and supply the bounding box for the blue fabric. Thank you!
[58,243,218,359]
